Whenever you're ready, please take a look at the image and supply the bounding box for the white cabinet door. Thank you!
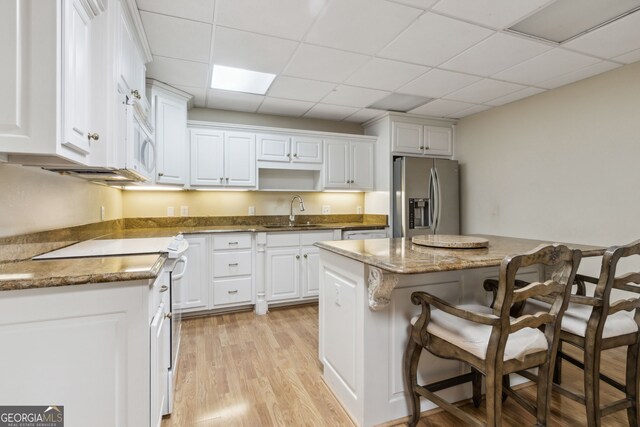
[156,96,187,185]
[257,133,290,162]
[225,131,256,187]
[301,245,320,298]
[150,303,168,427]
[324,139,350,189]
[424,126,452,157]
[177,236,209,313]
[266,247,300,301]
[350,141,374,190]
[190,129,224,186]
[391,121,422,154]
[292,136,323,163]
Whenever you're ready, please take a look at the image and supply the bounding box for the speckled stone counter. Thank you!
[0,254,166,291]
[315,234,604,274]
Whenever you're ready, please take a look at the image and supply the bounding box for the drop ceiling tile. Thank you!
[493,48,601,85]
[137,0,215,23]
[386,0,439,9]
[432,0,552,30]
[146,56,209,87]
[172,85,208,107]
[441,33,553,77]
[283,44,369,83]
[345,58,429,91]
[537,61,622,89]
[267,76,336,102]
[305,0,422,55]
[398,69,481,98]
[344,108,387,123]
[140,12,212,63]
[485,86,546,106]
[206,89,264,112]
[445,79,526,104]
[446,104,491,118]
[564,10,640,59]
[215,0,327,41]
[213,27,298,74]
[321,85,390,108]
[379,12,494,66]
[304,104,360,121]
[258,98,314,117]
[409,99,476,117]
[613,48,640,64]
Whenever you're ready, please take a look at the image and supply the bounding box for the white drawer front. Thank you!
[266,232,300,247]
[213,233,252,250]
[213,251,252,277]
[300,231,335,246]
[213,277,252,306]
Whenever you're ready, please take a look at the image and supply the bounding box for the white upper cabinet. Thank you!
[257,133,323,164]
[391,120,452,157]
[153,90,188,185]
[324,139,374,191]
[291,136,323,163]
[189,127,256,189]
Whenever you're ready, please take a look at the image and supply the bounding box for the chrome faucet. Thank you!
[289,195,306,224]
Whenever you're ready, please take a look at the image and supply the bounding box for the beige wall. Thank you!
[455,62,640,264]
[188,108,364,134]
[122,190,364,217]
[0,164,123,237]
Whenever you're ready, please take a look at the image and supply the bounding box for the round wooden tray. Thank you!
[411,235,489,249]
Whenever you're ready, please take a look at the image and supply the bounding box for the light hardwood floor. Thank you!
[163,305,630,426]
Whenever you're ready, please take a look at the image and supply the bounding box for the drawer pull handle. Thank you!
[228,290,238,294]
[228,241,239,245]
[159,285,169,293]
[228,263,239,267]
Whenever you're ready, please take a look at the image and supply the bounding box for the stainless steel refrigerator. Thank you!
[392,157,459,238]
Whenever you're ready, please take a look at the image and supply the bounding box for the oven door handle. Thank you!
[171,256,188,280]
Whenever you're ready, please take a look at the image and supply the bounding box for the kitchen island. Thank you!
[315,235,604,427]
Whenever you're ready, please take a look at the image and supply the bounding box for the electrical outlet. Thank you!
[100,206,105,221]
[167,207,175,217]
[334,284,341,306]
[322,205,331,215]
[356,206,362,214]
[180,206,189,216]
[248,206,255,216]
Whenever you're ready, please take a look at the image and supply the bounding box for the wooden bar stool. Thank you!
[516,240,640,427]
[404,244,581,427]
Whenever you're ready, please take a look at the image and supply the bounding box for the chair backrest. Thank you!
[490,244,582,357]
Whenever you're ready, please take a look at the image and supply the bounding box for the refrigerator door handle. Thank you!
[433,167,442,234]
[429,167,437,232]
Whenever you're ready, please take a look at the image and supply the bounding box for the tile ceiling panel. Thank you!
[564,10,640,59]
[283,44,369,83]
[215,0,328,41]
[173,85,208,107]
[537,61,621,89]
[304,104,360,121]
[379,12,494,66]
[146,56,210,87]
[398,69,481,98]
[258,98,314,117]
[344,108,387,123]
[305,0,422,55]
[613,48,640,64]
[485,86,546,106]
[409,99,476,117]
[345,58,429,91]
[140,12,212,63]
[447,104,491,118]
[386,0,439,9]
[432,0,553,30]
[206,89,264,112]
[493,48,601,85]
[213,27,299,74]
[137,0,215,23]
[441,33,553,77]
[445,79,526,104]
[320,85,390,108]
[267,76,336,102]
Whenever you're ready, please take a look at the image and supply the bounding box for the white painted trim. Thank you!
[362,111,457,129]
[120,0,152,63]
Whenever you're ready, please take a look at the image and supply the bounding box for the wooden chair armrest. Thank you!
[569,294,602,306]
[411,292,499,326]
[510,312,555,333]
[609,297,640,315]
[614,272,640,293]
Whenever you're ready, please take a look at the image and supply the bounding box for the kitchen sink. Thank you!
[263,224,322,228]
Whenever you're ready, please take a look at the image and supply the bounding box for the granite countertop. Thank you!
[315,234,606,274]
[0,254,166,291]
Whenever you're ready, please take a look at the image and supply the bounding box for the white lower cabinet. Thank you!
[211,232,254,308]
[176,236,209,313]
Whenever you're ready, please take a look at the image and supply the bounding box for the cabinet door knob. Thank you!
[87,133,100,141]
[130,89,141,100]
[304,254,308,258]
[220,177,224,182]
[159,285,168,293]
[158,172,164,177]
[296,255,300,260]
[293,153,298,157]
[226,177,229,182]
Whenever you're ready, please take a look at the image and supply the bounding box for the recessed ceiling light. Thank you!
[368,93,433,112]
[508,0,640,43]
[210,65,276,95]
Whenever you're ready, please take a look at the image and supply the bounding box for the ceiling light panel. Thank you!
[368,93,433,112]
[210,65,276,95]
[433,0,552,30]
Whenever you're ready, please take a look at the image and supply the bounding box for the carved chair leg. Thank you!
[553,341,563,385]
[502,374,510,402]
[404,338,423,427]
[626,342,640,427]
[471,368,483,408]
[536,357,554,426]
[485,367,503,427]
[584,342,602,427]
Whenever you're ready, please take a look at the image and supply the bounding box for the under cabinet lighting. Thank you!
[120,186,184,191]
[210,65,276,95]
